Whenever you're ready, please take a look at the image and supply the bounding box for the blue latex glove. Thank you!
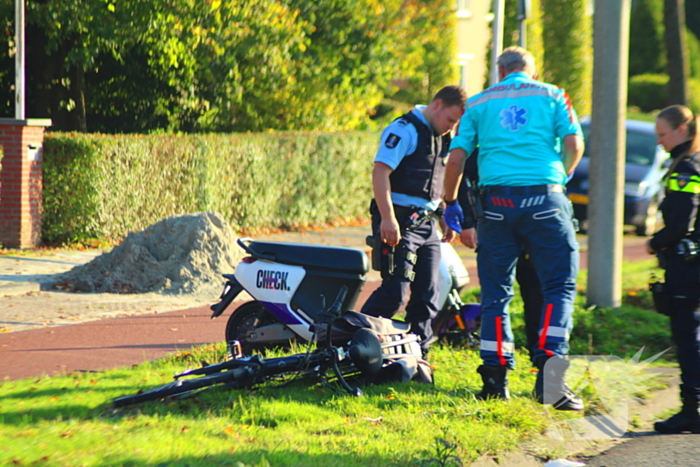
[444,203,464,233]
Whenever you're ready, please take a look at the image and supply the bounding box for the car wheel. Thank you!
[635,199,659,237]
[576,218,588,234]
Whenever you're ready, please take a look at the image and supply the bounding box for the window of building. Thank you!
[456,0,471,11]
[455,54,472,93]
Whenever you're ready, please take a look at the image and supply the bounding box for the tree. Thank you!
[504,0,545,70]
[629,0,667,77]
[540,0,593,116]
[482,0,545,90]
[396,0,457,105]
[664,0,690,104]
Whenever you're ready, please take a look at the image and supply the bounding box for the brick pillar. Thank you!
[0,118,52,249]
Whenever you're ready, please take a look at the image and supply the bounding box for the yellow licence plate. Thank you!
[568,193,589,205]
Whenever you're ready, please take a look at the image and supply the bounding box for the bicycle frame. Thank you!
[113,287,385,406]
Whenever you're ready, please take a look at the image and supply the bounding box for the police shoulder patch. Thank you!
[385,133,401,149]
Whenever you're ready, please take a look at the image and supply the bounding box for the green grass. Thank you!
[0,260,675,466]
[627,107,658,123]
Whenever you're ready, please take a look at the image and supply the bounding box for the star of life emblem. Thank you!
[500,105,528,131]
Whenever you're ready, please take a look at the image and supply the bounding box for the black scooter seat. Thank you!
[248,241,369,275]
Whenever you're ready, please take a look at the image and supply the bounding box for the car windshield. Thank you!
[581,125,658,166]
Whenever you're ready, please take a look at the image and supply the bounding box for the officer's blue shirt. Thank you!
[450,72,583,188]
[375,106,441,211]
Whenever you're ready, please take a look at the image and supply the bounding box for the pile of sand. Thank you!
[44,211,244,298]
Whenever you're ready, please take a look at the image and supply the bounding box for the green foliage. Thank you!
[42,136,106,244]
[391,0,458,106]
[629,0,700,80]
[628,73,669,112]
[482,0,545,90]
[41,132,377,244]
[686,29,700,78]
[502,0,545,70]
[523,0,546,76]
[688,0,700,39]
[629,0,666,77]
[540,0,592,116]
[628,73,700,113]
[0,0,456,134]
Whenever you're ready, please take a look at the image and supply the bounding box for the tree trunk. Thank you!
[664,0,689,105]
[69,61,87,132]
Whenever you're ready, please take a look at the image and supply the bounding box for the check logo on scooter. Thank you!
[256,270,291,291]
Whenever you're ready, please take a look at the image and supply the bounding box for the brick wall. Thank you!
[0,119,51,249]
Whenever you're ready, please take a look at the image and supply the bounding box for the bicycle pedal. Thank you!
[228,340,244,360]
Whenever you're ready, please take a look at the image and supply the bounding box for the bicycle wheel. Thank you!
[114,366,255,407]
[114,352,331,407]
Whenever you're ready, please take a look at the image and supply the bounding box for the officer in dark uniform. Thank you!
[456,149,544,362]
[646,105,700,434]
[361,85,467,356]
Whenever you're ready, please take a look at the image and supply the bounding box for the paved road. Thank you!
[582,433,700,467]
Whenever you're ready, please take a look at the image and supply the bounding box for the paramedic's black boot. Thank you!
[654,391,700,434]
[534,356,583,411]
[476,364,510,400]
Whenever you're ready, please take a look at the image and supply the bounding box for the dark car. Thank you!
[566,119,669,236]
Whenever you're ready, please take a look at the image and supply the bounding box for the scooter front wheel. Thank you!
[225,301,292,355]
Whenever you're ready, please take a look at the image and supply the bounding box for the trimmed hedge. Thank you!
[42,132,378,244]
[628,73,700,113]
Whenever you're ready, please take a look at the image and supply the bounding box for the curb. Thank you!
[0,280,40,297]
[470,367,681,466]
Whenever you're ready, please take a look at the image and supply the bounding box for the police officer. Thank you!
[442,47,584,410]
[646,105,700,433]
[361,85,467,356]
[456,149,544,362]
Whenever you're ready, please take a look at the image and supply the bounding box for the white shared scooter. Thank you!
[210,238,479,355]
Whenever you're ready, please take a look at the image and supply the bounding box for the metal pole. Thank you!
[517,0,531,48]
[587,0,632,307]
[15,0,25,120]
[490,0,505,86]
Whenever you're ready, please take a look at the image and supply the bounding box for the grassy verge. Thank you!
[0,260,673,466]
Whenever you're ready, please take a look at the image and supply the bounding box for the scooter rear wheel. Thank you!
[432,307,480,348]
[225,301,292,355]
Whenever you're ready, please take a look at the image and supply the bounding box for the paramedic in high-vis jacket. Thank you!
[442,47,584,410]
